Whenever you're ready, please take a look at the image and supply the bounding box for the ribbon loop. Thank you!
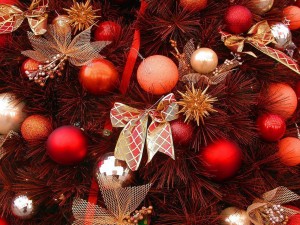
[0,0,48,35]
[111,93,178,171]
[221,20,300,75]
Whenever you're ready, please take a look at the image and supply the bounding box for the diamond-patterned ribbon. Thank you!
[0,0,48,35]
[247,186,300,225]
[110,93,178,171]
[220,20,300,75]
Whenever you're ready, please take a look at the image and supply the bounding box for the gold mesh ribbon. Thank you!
[0,0,48,35]
[247,186,300,225]
[220,20,300,75]
[72,177,151,225]
[110,93,179,171]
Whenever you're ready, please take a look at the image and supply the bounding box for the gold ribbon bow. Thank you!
[247,186,300,225]
[0,0,48,35]
[110,93,179,171]
[220,20,300,75]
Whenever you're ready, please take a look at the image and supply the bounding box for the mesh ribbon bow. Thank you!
[247,186,300,225]
[220,20,300,75]
[0,0,48,35]
[110,93,179,171]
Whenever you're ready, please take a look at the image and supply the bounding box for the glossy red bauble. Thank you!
[79,59,119,95]
[94,21,121,42]
[170,119,194,146]
[256,114,286,142]
[0,218,9,225]
[200,140,242,181]
[21,58,40,77]
[47,126,87,165]
[0,0,18,4]
[224,5,253,34]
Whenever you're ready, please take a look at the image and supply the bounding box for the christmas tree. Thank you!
[0,0,300,224]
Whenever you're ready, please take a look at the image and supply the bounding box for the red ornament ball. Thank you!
[256,114,286,142]
[288,214,300,225]
[0,0,18,4]
[21,115,52,141]
[224,5,253,34]
[283,6,300,30]
[179,0,207,11]
[170,119,194,146]
[94,21,121,42]
[265,83,298,119]
[285,205,300,212]
[295,81,300,100]
[278,137,300,166]
[200,140,242,181]
[0,218,9,225]
[79,59,119,95]
[137,55,179,95]
[0,34,12,48]
[21,58,40,77]
[47,126,87,165]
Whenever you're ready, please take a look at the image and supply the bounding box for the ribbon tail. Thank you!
[115,116,148,171]
[248,41,300,75]
[146,122,175,164]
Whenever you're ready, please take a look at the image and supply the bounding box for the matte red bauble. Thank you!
[94,21,121,42]
[21,58,40,77]
[47,126,87,165]
[224,5,253,34]
[278,137,300,166]
[256,114,286,142]
[265,83,297,119]
[0,34,12,48]
[0,218,9,225]
[0,0,18,4]
[200,140,242,181]
[283,6,300,30]
[21,115,52,141]
[288,214,300,225]
[79,59,119,95]
[170,119,194,146]
[179,0,207,11]
[295,81,300,100]
[137,55,179,95]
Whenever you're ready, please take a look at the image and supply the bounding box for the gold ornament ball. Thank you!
[190,48,218,74]
[0,93,26,135]
[21,115,52,141]
[52,15,71,33]
[220,207,251,225]
[248,0,274,15]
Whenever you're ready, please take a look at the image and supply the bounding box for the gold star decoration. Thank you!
[64,0,100,33]
[177,84,218,126]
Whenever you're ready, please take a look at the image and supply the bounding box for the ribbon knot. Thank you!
[0,0,48,35]
[110,93,179,171]
[220,20,300,75]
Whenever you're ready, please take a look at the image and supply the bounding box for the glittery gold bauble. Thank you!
[0,93,26,135]
[95,152,132,189]
[220,207,251,225]
[52,15,71,33]
[248,0,274,15]
[190,48,218,74]
[21,115,52,141]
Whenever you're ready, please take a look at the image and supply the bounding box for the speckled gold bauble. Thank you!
[21,115,52,141]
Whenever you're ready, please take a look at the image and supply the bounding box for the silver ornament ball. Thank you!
[95,152,132,189]
[11,194,36,219]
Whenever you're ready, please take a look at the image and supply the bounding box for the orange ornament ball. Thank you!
[21,58,40,77]
[179,0,207,11]
[283,6,300,30]
[79,59,119,95]
[21,115,52,141]
[265,83,297,119]
[278,137,300,166]
[137,55,179,95]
